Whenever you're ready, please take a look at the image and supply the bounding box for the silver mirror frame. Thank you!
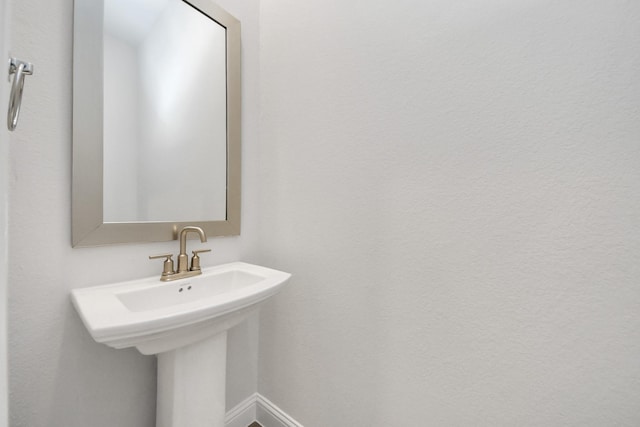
[72,0,241,247]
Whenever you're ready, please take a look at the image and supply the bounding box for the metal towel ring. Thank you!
[7,58,33,131]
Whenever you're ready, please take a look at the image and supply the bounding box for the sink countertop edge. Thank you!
[70,262,292,345]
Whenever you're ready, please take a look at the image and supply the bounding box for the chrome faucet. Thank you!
[149,226,211,281]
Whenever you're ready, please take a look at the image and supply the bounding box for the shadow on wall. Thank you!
[48,304,156,427]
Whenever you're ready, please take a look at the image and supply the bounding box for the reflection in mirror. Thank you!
[103,0,227,222]
[72,0,241,247]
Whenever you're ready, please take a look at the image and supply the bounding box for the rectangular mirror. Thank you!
[72,0,241,247]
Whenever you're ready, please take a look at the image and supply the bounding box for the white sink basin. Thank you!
[71,262,291,355]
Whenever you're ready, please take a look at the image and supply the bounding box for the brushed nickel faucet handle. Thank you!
[149,253,175,278]
[190,249,211,272]
[177,226,207,273]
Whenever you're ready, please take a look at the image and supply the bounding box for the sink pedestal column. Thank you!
[156,331,227,427]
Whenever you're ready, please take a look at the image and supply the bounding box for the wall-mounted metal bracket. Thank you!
[7,57,34,131]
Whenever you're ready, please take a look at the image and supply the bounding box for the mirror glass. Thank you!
[72,0,241,247]
[103,0,227,222]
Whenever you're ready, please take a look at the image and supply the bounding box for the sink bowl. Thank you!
[71,262,291,355]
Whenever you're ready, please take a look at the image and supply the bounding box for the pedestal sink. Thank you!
[71,262,291,427]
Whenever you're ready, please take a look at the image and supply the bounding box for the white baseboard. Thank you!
[225,393,258,427]
[225,393,303,427]
[255,394,303,427]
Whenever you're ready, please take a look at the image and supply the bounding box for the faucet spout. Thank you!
[177,226,207,273]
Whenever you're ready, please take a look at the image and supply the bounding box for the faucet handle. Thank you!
[190,249,211,272]
[149,253,175,278]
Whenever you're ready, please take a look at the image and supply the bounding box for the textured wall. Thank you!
[0,0,9,423]
[7,0,260,425]
[257,0,640,425]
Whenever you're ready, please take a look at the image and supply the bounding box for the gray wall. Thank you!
[7,0,260,425]
[257,0,640,425]
[0,0,9,423]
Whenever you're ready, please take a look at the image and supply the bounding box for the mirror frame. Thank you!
[72,0,241,247]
